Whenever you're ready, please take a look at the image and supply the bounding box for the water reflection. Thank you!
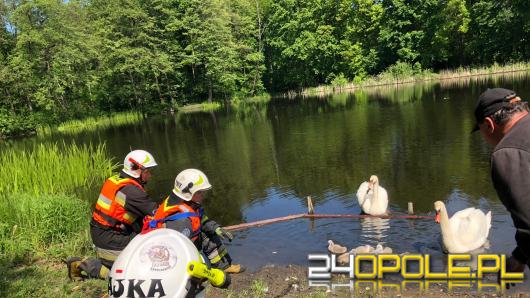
[359,217,390,245]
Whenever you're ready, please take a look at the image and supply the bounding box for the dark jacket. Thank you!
[90,171,157,251]
[491,113,530,263]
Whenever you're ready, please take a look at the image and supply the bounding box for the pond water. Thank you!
[6,72,530,283]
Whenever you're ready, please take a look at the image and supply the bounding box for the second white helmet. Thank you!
[173,169,212,201]
[123,150,158,178]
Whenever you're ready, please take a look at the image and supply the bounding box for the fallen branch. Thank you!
[223,213,435,231]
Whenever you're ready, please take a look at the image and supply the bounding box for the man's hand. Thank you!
[498,255,526,289]
[215,227,234,242]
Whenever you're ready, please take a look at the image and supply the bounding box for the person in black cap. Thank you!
[472,88,530,276]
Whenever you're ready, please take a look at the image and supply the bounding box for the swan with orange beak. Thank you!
[434,201,491,253]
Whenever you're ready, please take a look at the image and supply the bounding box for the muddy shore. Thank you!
[206,264,530,298]
[4,258,529,297]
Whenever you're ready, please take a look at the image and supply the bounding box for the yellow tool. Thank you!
[187,261,230,288]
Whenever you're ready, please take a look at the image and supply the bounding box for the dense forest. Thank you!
[1,0,529,137]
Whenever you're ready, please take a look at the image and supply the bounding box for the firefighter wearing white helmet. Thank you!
[143,169,245,274]
[173,169,212,201]
[65,150,159,281]
[122,150,158,180]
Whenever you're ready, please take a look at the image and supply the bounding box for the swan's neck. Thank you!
[439,205,458,250]
[371,182,381,208]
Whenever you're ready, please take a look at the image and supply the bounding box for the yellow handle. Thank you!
[187,261,227,287]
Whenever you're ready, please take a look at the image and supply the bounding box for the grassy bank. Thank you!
[37,111,144,137]
[0,258,106,297]
[33,98,264,138]
[0,193,92,261]
[177,101,222,113]
[0,142,116,297]
[2,61,529,140]
[0,142,115,195]
[287,61,530,98]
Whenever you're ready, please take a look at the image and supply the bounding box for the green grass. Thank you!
[307,291,329,298]
[250,279,268,298]
[0,142,116,195]
[0,193,92,262]
[291,61,530,98]
[0,142,116,259]
[0,142,117,297]
[231,94,271,105]
[178,101,223,113]
[38,111,143,136]
[0,259,106,298]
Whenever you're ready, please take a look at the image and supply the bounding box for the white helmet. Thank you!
[123,150,158,178]
[173,169,212,201]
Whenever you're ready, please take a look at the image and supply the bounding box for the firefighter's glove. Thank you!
[215,227,234,242]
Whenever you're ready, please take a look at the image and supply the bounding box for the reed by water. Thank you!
[38,111,142,136]
[0,142,116,263]
[0,142,116,195]
[286,61,530,98]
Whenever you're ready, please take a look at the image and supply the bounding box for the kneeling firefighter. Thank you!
[143,169,244,274]
[108,228,230,298]
[66,150,158,280]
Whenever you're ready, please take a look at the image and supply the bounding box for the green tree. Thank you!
[142,0,185,107]
[466,0,530,64]
[88,0,168,112]
[378,0,434,67]
[230,0,266,96]
[180,0,240,102]
[339,0,383,79]
[8,0,98,117]
[264,0,342,90]
[431,0,470,67]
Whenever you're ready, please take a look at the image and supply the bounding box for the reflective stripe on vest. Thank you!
[149,197,203,240]
[92,175,144,228]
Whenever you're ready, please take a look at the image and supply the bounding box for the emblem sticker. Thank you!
[140,244,178,271]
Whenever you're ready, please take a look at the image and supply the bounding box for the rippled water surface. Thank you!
[7,73,530,283]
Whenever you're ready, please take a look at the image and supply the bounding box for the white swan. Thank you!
[434,201,492,253]
[374,244,393,254]
[327,240,347,254]
[337,249,356,264]
[356,175,388,215]
[353,245,374,254]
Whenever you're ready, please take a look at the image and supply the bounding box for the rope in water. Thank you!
[223,213,435,231]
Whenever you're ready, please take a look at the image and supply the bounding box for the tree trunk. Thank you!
[128,71,141,113]
[6,89,15,114]
[26,96,33,112]
[208,79,213,103]
[190,36,196,80]
[163,73,175,108]
[155,74,163,105]
[252,0,264,95]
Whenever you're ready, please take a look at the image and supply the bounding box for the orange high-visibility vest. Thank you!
[92,175,144,229]
[143,197,202,241]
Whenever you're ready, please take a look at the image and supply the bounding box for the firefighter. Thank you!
[144,168,244,274]
[66,150,158,280]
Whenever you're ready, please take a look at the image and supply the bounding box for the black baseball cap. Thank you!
[471,88,517,132]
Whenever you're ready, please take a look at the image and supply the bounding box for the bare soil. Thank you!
[206,264,530,298]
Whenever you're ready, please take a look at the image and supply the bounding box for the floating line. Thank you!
[223,213,435,231]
